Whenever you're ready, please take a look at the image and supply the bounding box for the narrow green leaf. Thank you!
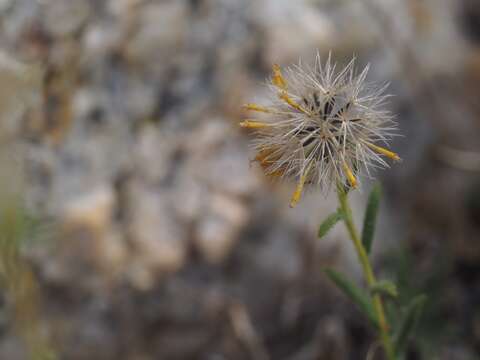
[370,280,398,299]
[324,268,379,329]
[394,294,427,355]
[318,209,344,239]
[362,183,382,254]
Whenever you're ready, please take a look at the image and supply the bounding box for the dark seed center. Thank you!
[298,93,359,149]
[299,126,318,147]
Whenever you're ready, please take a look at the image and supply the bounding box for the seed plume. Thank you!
[240,53,400,207]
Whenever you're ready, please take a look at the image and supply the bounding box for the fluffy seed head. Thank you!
[241,53,400,206]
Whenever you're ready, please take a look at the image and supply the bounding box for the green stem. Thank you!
[337,189,396,360]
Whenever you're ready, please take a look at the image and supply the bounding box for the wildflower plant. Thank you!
[241,54,426,359]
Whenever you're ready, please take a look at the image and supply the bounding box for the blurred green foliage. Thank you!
[0,187,56,360]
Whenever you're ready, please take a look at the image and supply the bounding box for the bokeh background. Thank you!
[0,0,479,359]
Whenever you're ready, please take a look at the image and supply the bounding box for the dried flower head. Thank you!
[240,53,400,207]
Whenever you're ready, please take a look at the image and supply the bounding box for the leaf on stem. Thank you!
[318,209,344,239]
[362,183,382,254]
[324,268,379,329]
[393,294,427,355]
[370,280,398,299]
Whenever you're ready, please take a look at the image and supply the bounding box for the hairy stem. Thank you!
[337,189,396,360]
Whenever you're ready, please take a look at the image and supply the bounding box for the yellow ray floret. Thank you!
[342,160,358,188]
[243,103,273,113]
[279,91,311,116]
[272,64,287,90]
[364,142,401,162]
[239,120,270,129]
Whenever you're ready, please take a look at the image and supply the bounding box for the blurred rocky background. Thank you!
[0,0,479,359]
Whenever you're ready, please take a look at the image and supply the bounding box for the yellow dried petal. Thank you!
[279,91,311,115]
[342,161,358,188]
[272,64,287,90]
[239,120,269,129]
[290,174,307,208]
[365,142,401,162]
[243,103,272,113]
[289,163,313,208]
[255,148,286,177]
[252,147,288,180]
